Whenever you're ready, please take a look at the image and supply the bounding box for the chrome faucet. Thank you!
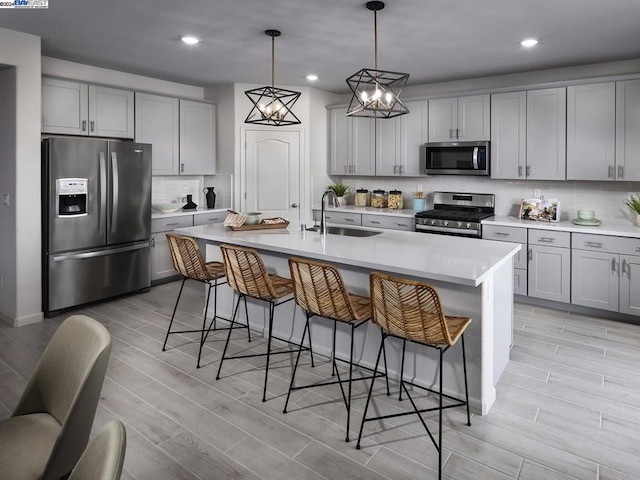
[319,189,335,234]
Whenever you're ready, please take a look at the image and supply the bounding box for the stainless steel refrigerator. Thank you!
[42,137,152,316]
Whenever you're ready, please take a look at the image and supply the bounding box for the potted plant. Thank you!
[328,183,350,206]
[624,194,640,227]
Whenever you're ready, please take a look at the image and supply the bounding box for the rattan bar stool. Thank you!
[284,257,388,442]
[164,233,249,368]
[217,244,311,402]
[357,271,472,480]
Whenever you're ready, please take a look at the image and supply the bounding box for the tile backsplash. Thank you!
[334,176,640,222]
[152,174,232,209]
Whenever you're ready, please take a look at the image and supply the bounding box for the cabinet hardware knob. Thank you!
[291,203,298,208]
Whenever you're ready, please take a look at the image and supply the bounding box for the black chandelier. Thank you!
[346,1,409,119]
[245,29,301,126]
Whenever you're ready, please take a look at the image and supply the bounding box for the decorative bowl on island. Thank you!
[152,203,187,213]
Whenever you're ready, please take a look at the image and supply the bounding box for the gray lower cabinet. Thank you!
[572,233,640,316]
[361,214,413,231]
[527,229,571,303]
[322,211,362,226]
[150,216,193,282]
[482,224,527,295]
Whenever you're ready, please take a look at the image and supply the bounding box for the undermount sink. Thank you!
[306,226,381,237]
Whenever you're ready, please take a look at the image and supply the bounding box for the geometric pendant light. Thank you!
[244,29,302,126]
[346,1,410,119]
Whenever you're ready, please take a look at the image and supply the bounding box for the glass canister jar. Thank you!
[371,189,387,208]
[354,189,370,207]
[388,190,404,209]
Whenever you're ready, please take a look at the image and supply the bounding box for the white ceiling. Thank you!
[1,0,640,93]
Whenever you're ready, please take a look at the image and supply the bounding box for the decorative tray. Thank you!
[230,217,289,231]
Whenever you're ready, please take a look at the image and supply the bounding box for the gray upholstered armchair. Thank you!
[0,315,112,480]
[68,420,126,480]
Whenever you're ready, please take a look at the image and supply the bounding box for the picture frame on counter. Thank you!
[519,197,560,222]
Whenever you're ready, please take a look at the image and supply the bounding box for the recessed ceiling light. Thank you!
[306,74,318,81]
[520,38,538,48]
[180,35,200,45]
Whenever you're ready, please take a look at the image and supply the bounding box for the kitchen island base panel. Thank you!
[204,243,513,415]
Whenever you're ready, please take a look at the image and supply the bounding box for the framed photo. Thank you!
[519,198,560,222]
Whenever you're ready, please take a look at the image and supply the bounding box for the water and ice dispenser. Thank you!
[56,178,88,217]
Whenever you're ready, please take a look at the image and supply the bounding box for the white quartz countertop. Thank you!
[151,208,228,220]
[174,222,520,287]
[484,216,640,238]
[312,205,416,218]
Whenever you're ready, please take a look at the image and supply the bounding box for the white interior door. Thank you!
[244,129,301,221]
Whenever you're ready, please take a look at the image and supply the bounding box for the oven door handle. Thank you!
[415,224,480,237]
[472,147,479,170]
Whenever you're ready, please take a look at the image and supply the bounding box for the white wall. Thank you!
[0,27,42,327]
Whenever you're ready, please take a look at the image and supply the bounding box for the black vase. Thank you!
[183,194,197,210]
[204,187,216,209]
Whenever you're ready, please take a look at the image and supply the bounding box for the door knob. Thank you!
[291,203,298,208]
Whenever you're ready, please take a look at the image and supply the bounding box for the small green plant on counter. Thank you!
[327,183,350,197]
[624,194,640,214]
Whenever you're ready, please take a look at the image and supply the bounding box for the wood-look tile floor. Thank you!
[2,281,640,479]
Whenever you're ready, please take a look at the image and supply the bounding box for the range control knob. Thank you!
[466,223,471,229]
[457,221,463,228]
[430,220,437,226]
[443,221,449,227]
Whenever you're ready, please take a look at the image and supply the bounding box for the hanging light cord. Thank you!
[271,34,275,90]
[373,8,378,71]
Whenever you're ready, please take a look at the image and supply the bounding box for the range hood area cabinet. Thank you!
[42,77,134,139]
[428,94,490,142]
[328,101,427,177]
[135,94,216,176]
[491,88,567,181]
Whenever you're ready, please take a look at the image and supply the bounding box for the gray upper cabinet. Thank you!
[616,79,640,181]
[566,82,616,181]
[179,100,217,175]
[526,88,566,180]
[490,91,527,180]
[328,107,377,177]
[428,95,490,142]
[376,100,427,176]
[135,93,179,176]
[42,78,134,139]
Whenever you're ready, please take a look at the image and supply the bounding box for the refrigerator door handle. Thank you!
[52,242,150,262]
[99,151,107,236]
[110,151,119,233]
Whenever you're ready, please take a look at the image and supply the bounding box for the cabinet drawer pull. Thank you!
[585,241,603,248]
[537,237,555,243]
[166,222,180,226]
[396,223,408,227]
[370,220,381,225]
[81,120,87,132]
[90,120,95,132]
[345,218,355,222]
[622,259,629,276]
[528,248,533,261]
[526,165,531,177]
[608,165,614,178]
[449,128,456,138]
[494,232,510,237]
[518,166,523,177]
[612,257,617,274]
[618,165,624,179]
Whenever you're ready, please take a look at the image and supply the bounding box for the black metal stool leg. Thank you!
[163,278,186,351]
[438,347,444,480]
[381,337,390,396]
[345,322,355,442]
[196,282,214,368]
[356,332,385,450]
[331,322,337,376]
[398,339,407,400]
[243,295,252,342]
[262,301,275,402]
[216,294,242,381]
[462,334,471,426]
[283,313,310,414]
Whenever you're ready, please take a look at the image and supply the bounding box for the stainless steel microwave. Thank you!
[422,141,490,176]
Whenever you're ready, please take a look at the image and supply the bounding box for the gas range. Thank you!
[415,192,495,238]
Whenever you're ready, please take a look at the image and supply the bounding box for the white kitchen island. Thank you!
[174,222,520,415]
